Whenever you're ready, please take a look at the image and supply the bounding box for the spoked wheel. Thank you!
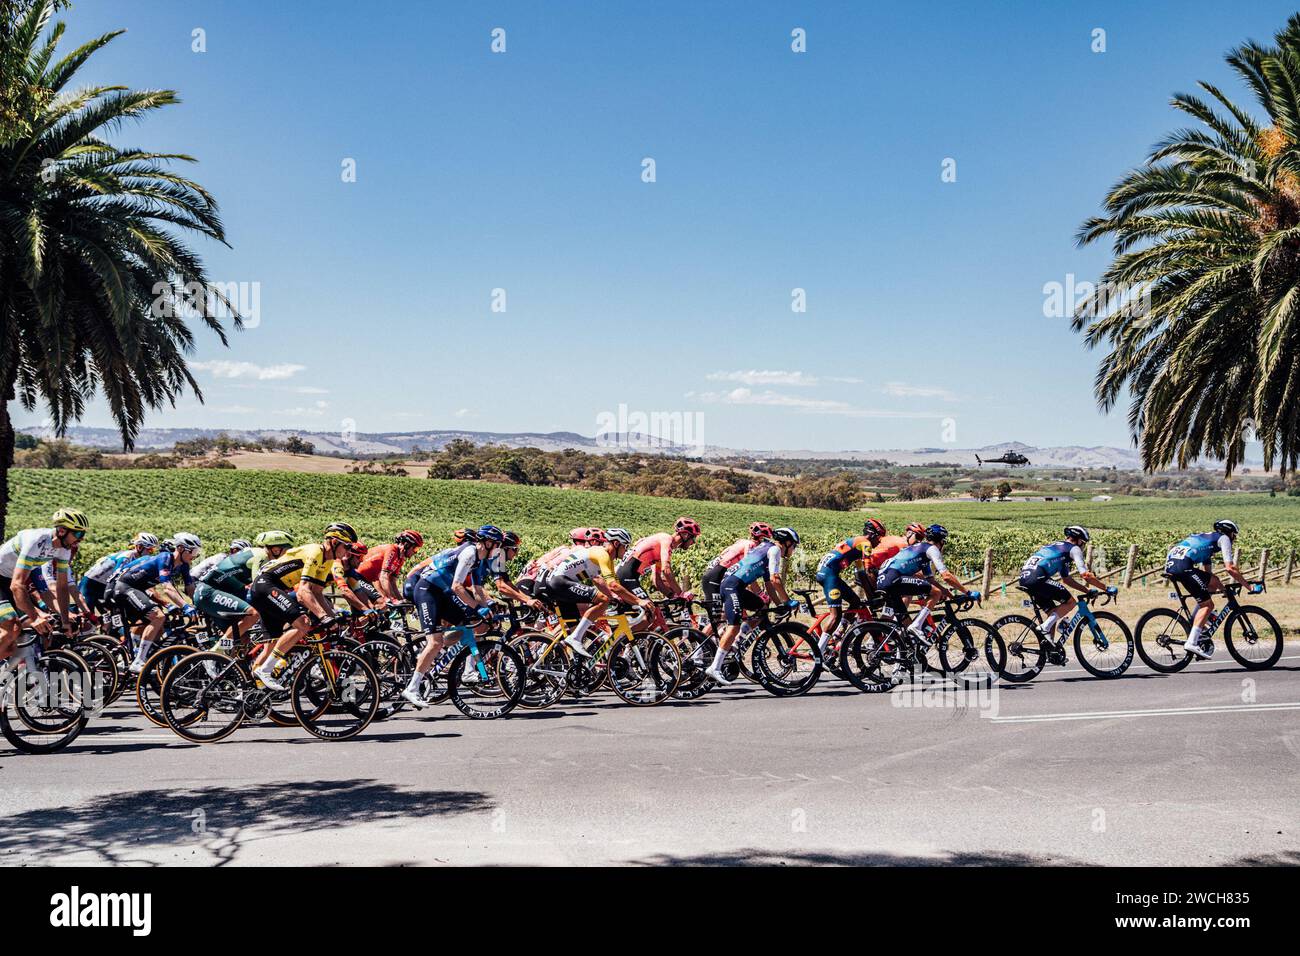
[608,632,680,705]
[936,618,1004,687]
[1072,612,1134,678]
[1134,608,1192,673]
[752,621,823,697]
[160,652,250,743]
[1224,606,1284,670]
[994,615,1045,683]
[508,631,572,709]
[840,621,905,693]
[447,639,526,719]
[70,640,122,705]
[291,649,379,739]
[0,650,94,754]
[355,638,407,720]
[136,644,201,726]
[665,625,715,700]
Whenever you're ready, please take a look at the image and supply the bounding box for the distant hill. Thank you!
[17,425,1255,470]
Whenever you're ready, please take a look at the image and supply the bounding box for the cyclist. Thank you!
[192,531,294,645]
[515,529,588,600]
[190,538,253,582]
[80,532,160,612]
[1019,526,1115,642]
[1165,519,1257,659]
[484,530,545,611]
[0,509,88,652]
[876,524,974,642]
[111,532,203,673]
[251,522,360,690]
[616,517,700,601]
[401,525,505,707]
[700,523,773,624]
[538,527,651,658]
[814,518,889,641]
[350,529,424,604]
[330,541,387,614]
[707,527,800,685]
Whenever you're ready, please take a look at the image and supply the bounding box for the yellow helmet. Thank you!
[323,521,359,544]
[52,508,90,533]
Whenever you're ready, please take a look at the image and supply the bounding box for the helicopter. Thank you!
[976,450,1030,467]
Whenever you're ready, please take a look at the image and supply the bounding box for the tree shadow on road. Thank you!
[628,847,1087,866]
[0,778,491,867]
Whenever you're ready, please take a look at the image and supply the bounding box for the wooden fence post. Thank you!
[1123,544,1139,589]
[1286,549,1295,585]
[1259,548,1270,582]
[981,548,993,598]
[1084,542,1094,568]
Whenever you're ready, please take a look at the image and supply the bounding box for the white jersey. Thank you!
[0,528,72,580]
[85,548,136,584]
[190,553,225,582]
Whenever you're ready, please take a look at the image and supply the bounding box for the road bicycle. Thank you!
[0,625,97,754]
[159,620,380,742]
[839,594,1001,692]
[996,588,1132,681]
[395,614,526,719]
[1134,577,1282,673]
[792,587,884,681]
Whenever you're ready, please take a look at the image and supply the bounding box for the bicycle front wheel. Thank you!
[1072,612,1134,678]
[160,652,249,743]
[664,625,715,700]
[1224,606,1284,670]
[509,631,571,709]
[840,621,903,692]
[136,644,201,727]
[609,633,680,705]
[0,650,93,753]
[752,621,823,697]
[448,639,526,719]
[291,650,379,739]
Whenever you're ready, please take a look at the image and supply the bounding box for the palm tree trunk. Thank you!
[0,385,13,538]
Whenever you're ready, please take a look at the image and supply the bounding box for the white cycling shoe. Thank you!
[401,687,428,709]
[1183,640,1212,660]
[254,667,285,692]
[563,636,592,659]
[127,660,146,675]
[704,665,731,686]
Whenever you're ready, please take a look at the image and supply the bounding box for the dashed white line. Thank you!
[992,701,1300,724]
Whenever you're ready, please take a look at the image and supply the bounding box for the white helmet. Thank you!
[133,532,160,549]
[229,538,252,552]
[604,527,632,546]
[172,532,203,552]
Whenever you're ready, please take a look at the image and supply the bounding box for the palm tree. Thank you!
[1075,14,1300,476]
[0,0,236,531]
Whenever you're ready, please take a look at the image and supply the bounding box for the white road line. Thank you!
[992,701,1300,724]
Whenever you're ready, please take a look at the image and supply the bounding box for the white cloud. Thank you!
[276,400,330,417]
[880,382,958,401]
[192,360,306,381]
[707,369,863,387]
[701,388,937,419]
[455,408,472,418]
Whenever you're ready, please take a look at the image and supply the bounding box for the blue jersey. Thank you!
[1021,541,1084,581]
[726,540,781,586]
[418,543,478,591]
[882,542,941,577]
[1167,531,1231,568]
[117,551,191,589]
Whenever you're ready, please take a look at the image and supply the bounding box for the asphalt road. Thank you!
[3,646,1299,866]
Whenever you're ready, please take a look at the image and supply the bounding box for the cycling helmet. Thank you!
[347,541,368,557]
[52,508,90,533]
[925,524,948,543]
[453,528,474,543]
[1064,525,1090,542]
[324,522,359,544]
[569,526,593,544]
[906,522,927,538]
[604,527,632,547]
[863,518,887,537]
[749,521,774,540]
[772,527,800,545]
[476,524,505,545]
[1214,519,1240,537]
[173,531,203,552]
[585,528,608,546]
[133,532,160,550]
[396,529,424,549]
[255,530,294,547]
[230,539,253,552]
[502,531,521,549]
[675,517,701,537]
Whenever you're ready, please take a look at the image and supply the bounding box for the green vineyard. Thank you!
[7,468,1300,585]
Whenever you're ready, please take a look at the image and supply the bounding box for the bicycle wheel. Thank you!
[840,621,903,692]
[397,636,452,706]
[291,649,378,739]
[1224,606,1284,670]
[136,643,201,727]
[0,651,93,753]
[665,625,715,700]
[160,652,249,743]
[994,614,1045,682]
[68,640,120,709]
[752,621,823,697]
[1134,608,1192,673]
[355,638,407,719]
[1072,612,1134,678]
[448,639,526,719]
[509,631,572,708]
[608,632,680,705]
[936,618,1004,687]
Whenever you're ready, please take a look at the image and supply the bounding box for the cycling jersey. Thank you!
[725,540,783,586]
[1166,532,1233,569]
[819,535,876,574]
[545,546,618,585]
[1021,541,1086,582]
[257,544,336,589]
[189,553,225,582]
[707,539,752,571]
[30,561,76,592]
[353,543,407,583]
[627,532,674,576]
[202,547,266,597]
[520,545,571,582]
[84,549,137,585]
[117,551,193,589]
[867,535,907,570]
[417,543,479,591]
[0,529,71,580]
[881,542,946,577]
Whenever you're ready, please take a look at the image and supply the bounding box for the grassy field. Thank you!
[8,468,1300,588]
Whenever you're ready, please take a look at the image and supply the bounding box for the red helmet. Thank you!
[347,541,368,558]
[584,528,608,546]
[749,522,774,540]
[569,526,595,544]
[675,517,701,537]
[453,528,472,544]
[396,529,424,549]
[906,522,926,538]
[863,518,887,538]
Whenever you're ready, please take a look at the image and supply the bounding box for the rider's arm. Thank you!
[330,563,370,610]
[928,546,970,596]
[1218,535,1250,587]
[296,580,336,620]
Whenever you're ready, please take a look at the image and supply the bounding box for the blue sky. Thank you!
[13,0,1300,451]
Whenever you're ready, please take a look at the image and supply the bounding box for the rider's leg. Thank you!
[253,615,309,686]
[0,614,17,663]
[905,583,940,635]
[130,606,167,668]
[1041,595,1077,638]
